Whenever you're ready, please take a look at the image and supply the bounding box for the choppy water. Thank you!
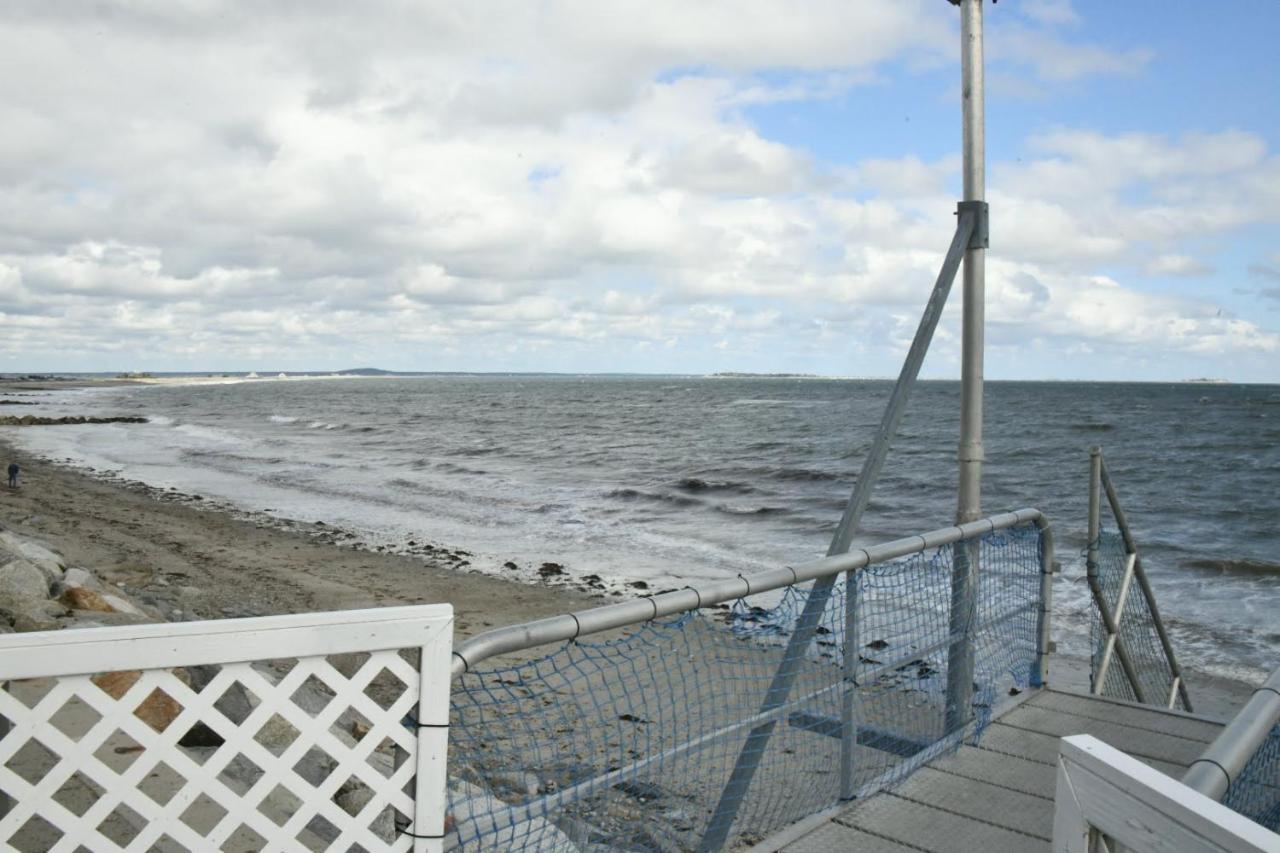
[6,376,1279,681]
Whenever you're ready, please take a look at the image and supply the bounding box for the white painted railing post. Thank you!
[1053,735,1280,852]
[412,623,454,853]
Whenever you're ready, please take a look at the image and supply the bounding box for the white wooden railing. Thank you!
[0,605,453,852]
[1053,735,1280,853]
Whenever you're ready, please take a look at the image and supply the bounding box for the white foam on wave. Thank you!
[308,421,339,430]
[269,415,300,424]
[174,423,241,444]
[148,415,175,426]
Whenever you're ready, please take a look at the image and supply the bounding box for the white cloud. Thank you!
[0,2,1274,379]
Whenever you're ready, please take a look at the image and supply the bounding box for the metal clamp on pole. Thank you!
[956,200,988,249]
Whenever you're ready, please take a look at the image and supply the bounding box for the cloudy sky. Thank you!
[2,1,1278,380]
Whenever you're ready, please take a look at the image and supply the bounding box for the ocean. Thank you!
[6,375,1278,681]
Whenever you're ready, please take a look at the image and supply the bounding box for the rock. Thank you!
[61,585,115,613]
[0,532,66,584]
[101,593,147,617]
[90,669,194,733]
[62,612,156,630]
[448,779,578,852]
[0,559,51,601]
[12,610,61,632]
[335,779,396,843]
[63,567,102,590]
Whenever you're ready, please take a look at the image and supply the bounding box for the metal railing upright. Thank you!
[1086,447,1192,712]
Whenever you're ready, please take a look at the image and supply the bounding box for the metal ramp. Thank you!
[775,688,1224,852]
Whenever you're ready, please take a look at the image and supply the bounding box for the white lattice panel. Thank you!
[0,606,452,852]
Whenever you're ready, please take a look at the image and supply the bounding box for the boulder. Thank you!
[447,778,579,852]
[12,610,61,633]
[63,567,101,590]
[0,559,51,602]
[0,532,65,584]
[61,585,115,613]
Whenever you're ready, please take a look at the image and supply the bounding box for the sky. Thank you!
[1,1,1278,381]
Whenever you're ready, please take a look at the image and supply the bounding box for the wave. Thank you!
[148,415,175,426]
[173,423,241,444]
[308,420,340,429]
[435,462,488,476]
[268,415,300,424]
[1183,557,1280,576]
[674,477,755,495]
[770,467,839,482]
[606,488,701,507]
[1070,423,1115,432]
[714,504,790,517]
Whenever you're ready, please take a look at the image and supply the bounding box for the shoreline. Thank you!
[0,423,1264,720]
[0,434,598,641]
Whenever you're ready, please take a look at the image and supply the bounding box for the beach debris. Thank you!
[539,562,566,577]
[865,638,890,650]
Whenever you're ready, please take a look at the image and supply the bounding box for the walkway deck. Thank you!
[775,688,1224,852]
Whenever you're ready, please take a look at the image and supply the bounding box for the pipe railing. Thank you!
[1184,666,1280,801]
[1086,447,1192,711]
[451,507,1051,678]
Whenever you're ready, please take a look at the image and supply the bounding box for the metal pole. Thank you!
[956,0,986,527]
[946,0,986,735]
[697,215,977,852]
[1031,518,1056,688]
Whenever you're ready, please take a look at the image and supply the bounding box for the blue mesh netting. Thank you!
[1088,525,1188,710]
[1223,724,1280,832]
[446,523,1044,851]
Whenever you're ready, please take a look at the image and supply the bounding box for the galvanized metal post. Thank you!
[1099,459,1193,712]
[1086,447,1103,694]
[697,202,978,853]
[1031,519,1056,688]
[1086,447,1149,704]
[945,0,987,735]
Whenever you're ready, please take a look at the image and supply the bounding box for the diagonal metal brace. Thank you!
[695,209,978,852]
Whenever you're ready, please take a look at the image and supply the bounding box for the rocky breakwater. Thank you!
[0,528,161,633]
[0,415,148,426]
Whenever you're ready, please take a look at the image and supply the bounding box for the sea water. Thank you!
[7,375,1278,681]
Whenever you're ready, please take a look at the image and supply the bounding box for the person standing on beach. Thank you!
[6,462,17,488]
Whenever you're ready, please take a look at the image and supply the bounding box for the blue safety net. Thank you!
[446,523,1044,851]
[1223,724,1280,832]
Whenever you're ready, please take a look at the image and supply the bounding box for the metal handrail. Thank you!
[450,507,1053,678]
[1184,666,1280,801]
[1086,447,1192,711]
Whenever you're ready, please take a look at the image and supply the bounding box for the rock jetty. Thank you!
[0,415,148,426]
